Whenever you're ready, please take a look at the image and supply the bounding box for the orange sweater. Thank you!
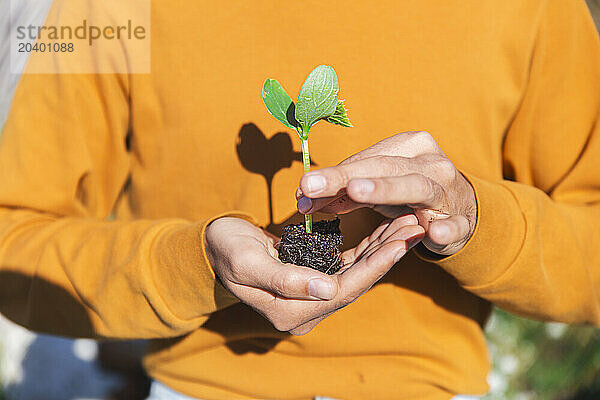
[1,1,600,399]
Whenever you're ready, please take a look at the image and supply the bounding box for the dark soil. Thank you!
[278,218,343,275]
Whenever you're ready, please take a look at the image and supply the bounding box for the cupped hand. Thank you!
[296,131,477,256]
[205,216,423,335]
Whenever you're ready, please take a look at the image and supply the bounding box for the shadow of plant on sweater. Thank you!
[235,122,316,231]
[193,123,388,355]
[195,122,493,357]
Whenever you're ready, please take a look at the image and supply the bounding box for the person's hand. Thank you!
[205,216,423,335]
[296,131,477,256]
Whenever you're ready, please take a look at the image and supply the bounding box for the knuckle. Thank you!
[426,181,439,203]
[265,308,289,331]
[319,166,347,188]
[414,174,432,196]
[271,321,287,332]
[411,130,431,141]
[271,317,296,332]
[269,315,285,331]
[269,270,294,296]
[374,155,401,175]
[412,131,438,151]
[337,166,352,184]
[435,158,457,182]
[379,178,395,199]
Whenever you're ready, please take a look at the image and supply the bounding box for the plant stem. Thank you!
[300,136,312,233]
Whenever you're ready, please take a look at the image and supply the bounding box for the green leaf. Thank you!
[295,65,339,137]
[325,99,353,128]
[262,79,299,130]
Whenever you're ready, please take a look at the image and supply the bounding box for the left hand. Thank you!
[296,131,477,256]
[206,216,423,336]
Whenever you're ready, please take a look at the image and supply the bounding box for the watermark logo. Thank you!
[9,0,151,74]
[16,19,147,46]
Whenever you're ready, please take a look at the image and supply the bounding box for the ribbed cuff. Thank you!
[150,212,257,324]
[416,174,526,288]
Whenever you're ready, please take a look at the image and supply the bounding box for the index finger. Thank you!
[228,243,340,301]
[299,155,408,198]
[340,131,442,164]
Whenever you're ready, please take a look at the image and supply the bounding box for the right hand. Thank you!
[205,216,424,335]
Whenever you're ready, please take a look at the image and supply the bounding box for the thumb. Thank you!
[244,258,340,300]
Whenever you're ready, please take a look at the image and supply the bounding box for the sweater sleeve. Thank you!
[0,68,245,339]
[424,0,600,325]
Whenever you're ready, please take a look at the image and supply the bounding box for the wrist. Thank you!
[149,221,219,322]
[461,172,478,242]
[202,214,260,275]
[415,174,526,288]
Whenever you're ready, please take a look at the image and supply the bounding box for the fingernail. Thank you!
[352,179,374,194]
[393,248,407,264]
[297,196,313,214]
[305,174,326,194]
[308,278,335,300]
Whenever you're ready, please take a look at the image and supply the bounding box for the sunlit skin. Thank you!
[297,131,478,256]
[204,130,475,336]
[205,69,430,337]
[205,216,423,335]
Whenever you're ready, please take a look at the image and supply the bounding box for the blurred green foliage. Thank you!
[484,308,600,400]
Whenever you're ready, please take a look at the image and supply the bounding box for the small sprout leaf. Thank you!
[262,79,299,130]
[295,65,339,135]
[262,65,353,233]
[325,99,353,128]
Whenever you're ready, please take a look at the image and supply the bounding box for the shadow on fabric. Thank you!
[0,271,150,400]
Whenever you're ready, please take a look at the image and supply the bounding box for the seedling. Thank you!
[262,65,352,233]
